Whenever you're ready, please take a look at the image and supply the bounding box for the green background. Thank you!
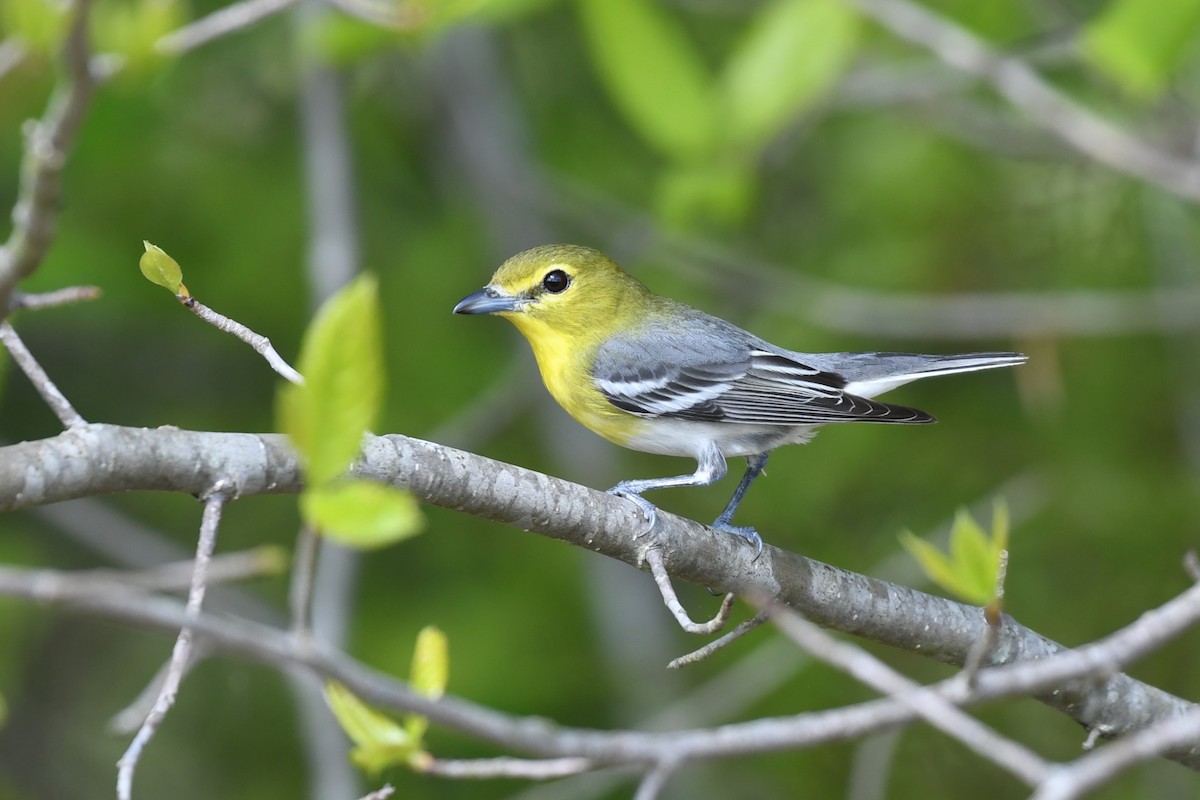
[1,0,1199,797]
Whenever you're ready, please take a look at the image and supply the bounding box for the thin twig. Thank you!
[288,523,320,642]
[109,644,210,735]
[181,296,303,384]
[1030,707,1200,800]
[632,762,678,800]
[422,757,596,779]
[841,0,1200,203]
[11,285,102,311]
[763,602,1052,786]
[156,0,297,54]
[644,548,734,634]
[0,322,85,427]
[0,0,98,316]
[0,564,1198,771]
[86,546,284,593]
[667,612,768,669]
[355,786,394,800]
[116,485,232,800]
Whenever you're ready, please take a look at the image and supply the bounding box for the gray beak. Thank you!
[453,287,521,315]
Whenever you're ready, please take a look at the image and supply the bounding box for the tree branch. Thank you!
[0,0,99,315]
[0,423,1196,766]
[0,560,1197,770]
[841,0,1200,204]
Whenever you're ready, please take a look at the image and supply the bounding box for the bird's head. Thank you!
[453,244,646,338]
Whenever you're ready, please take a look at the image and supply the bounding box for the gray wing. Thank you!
[592,312,933,425]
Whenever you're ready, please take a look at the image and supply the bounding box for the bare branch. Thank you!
[667,612,768,669]
[764,602,1051,786]
[11,284,102,311]
[156,0,297,55]
[422,757,596,780]
[182,296,303,384]
[632,762,677,800]
[645,548,734,634]
[0,563,1197,770]
[116,485,232,800]
[1032,707,1200,800]
[841,0,1200,203]
[0,0,99,315]
[88,546,284,593]
[355,786,394,800]
[0,424,1197,764]
[288,523,320,641]
[0,321,85,427]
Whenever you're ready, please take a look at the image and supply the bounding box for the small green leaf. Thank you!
[277,274,384,485]
[139,242,188,296]
[901,505,1010,606]
[1083,0,1200,98]
[405,626,448,744]
[301,480,423,550]
[899,530,963,596]
[324,681,417,775]
[719,0,859,150]
[578,0,716,160]
[949,507,993,601]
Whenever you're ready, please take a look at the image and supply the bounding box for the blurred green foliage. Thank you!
[1,0,1199,798]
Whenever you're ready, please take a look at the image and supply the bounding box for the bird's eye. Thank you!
[542,269,570,294]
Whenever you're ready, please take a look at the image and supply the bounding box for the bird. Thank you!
[454,244,1025,556]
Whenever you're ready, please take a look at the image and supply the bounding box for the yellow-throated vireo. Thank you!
[455,245,1025,556]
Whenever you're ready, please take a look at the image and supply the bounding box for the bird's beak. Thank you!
[453,286,522,315]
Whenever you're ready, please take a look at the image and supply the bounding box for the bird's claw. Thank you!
[607,486,658,535]
[711,520,764,560]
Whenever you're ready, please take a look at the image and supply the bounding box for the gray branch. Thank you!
[0,423,1196,768]
[0,0,99,315]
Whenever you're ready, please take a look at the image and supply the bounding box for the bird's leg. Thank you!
[608,443,727,535]
[711,452,770,558]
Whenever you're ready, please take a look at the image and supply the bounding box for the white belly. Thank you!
[624,418,818,458]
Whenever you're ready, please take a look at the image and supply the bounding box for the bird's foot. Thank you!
[607,485,658,536]
[711,519,764,560]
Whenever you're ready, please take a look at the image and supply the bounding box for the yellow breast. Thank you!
[504,313,642,447]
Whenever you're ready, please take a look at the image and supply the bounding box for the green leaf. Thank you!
[277,274,384,485]
[0,690,6,729]
[301,480,423,550]
[324,681,417,775]
[719,0,859,150]
[578,0,716,160]
[899,530,964,596]
[139,242,188,297]
[1084,0,1200,98]
[948,507,994,603]
[901,505,1010,606]
[404,625,448,743]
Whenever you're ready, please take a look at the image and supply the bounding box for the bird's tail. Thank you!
[829,351,1026,398]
